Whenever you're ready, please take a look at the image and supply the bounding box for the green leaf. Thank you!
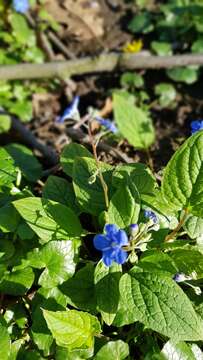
[139,251,177,274]
[73,157,112,215]
[13,197,82,243]
[16,349,44,359]
[6,144,42,182]
[113,163,156,195]
[162,131,203,217]
[151,42,172,56]
[24,46,44,64]
[155,83,176,107]
[119,271,203,340]
[0,115,11,134]
[161,340,202,360]
[0,320,10,360]
[0,267,34,295]
[0,203,20,232]
[9,101,33,122]
[94,340,129,360]
[128,12,153,33]
[43,309,101,350]
[107,182,140,228]
[61,143,92,177]
[0,148,16,187]
[9,13,35,45]
[60,264,97,313]
[0,239,15,262]
[31,287,67,354]
[28,240,77,288]
[142,189,176,217]
[42,176,76,208]
[192,39,203,54]
[9,339,24,360]
[120,72,144,89]
[169,249,203,279]
[167,67,198,84]
[184,214,203,239]
[113,93,155,149]
[4,303,27,329]
[56,346,93,360]
[94,262,121,325]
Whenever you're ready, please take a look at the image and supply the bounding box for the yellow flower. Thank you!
[123,39,143,53]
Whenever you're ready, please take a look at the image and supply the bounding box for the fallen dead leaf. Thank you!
[44,0,104,41]
[32,93,60,120]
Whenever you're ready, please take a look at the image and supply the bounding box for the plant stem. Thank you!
[165,209,188,242]
[88,123,109,209]
[146,148,154,173]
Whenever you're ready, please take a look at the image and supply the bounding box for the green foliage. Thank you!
[120,271,203,340]
[43,309,101,350]
[13,197,82,242]
[160,340,202,360]
[166,67,199,84]
[113,92,155,149]
[0,320,11,360]
[107,181,140,228]
[0,127,203,358]
[73,157,113,215]
[94,340,129,360]
[0,2,203,358]
[94,262,121,325]
[162,131,203,216]
[0,115,11,133]
[151,41,172,56]
[155,83,176,107]
[129,1,203,85]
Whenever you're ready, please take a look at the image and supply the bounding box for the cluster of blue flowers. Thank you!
[13,0,29,13]
[94,210,158,267]
[191,120,203,134]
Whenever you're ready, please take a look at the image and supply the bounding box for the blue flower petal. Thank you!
[190,120,203,134]
[104,224,119,236]
[102,253,113,266]
[57,96,80,123]
[95,116,118,134]
[114,249,128,264]
[102,248,115,266]
[116,229,128,246]
[13,0,29,13]
[93,234,111,251]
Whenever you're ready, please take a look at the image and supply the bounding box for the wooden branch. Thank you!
[11,118,59,166]
[10,117,131,169]
[1,52,203,81]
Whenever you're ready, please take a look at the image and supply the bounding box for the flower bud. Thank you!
[144,210,158,224]
[173,273,192,283]
[130,223,139,236]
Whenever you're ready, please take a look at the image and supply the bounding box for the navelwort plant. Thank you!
[0,127,203,358]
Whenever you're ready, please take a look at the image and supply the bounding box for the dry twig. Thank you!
[1,53,203,81]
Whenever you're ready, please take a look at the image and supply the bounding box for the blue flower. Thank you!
[144,210,158,224]
[95,116,118,134]
[13,0,29,13]
[93,224,129,266]
[57,96,80,123]
[190,120,203,134]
